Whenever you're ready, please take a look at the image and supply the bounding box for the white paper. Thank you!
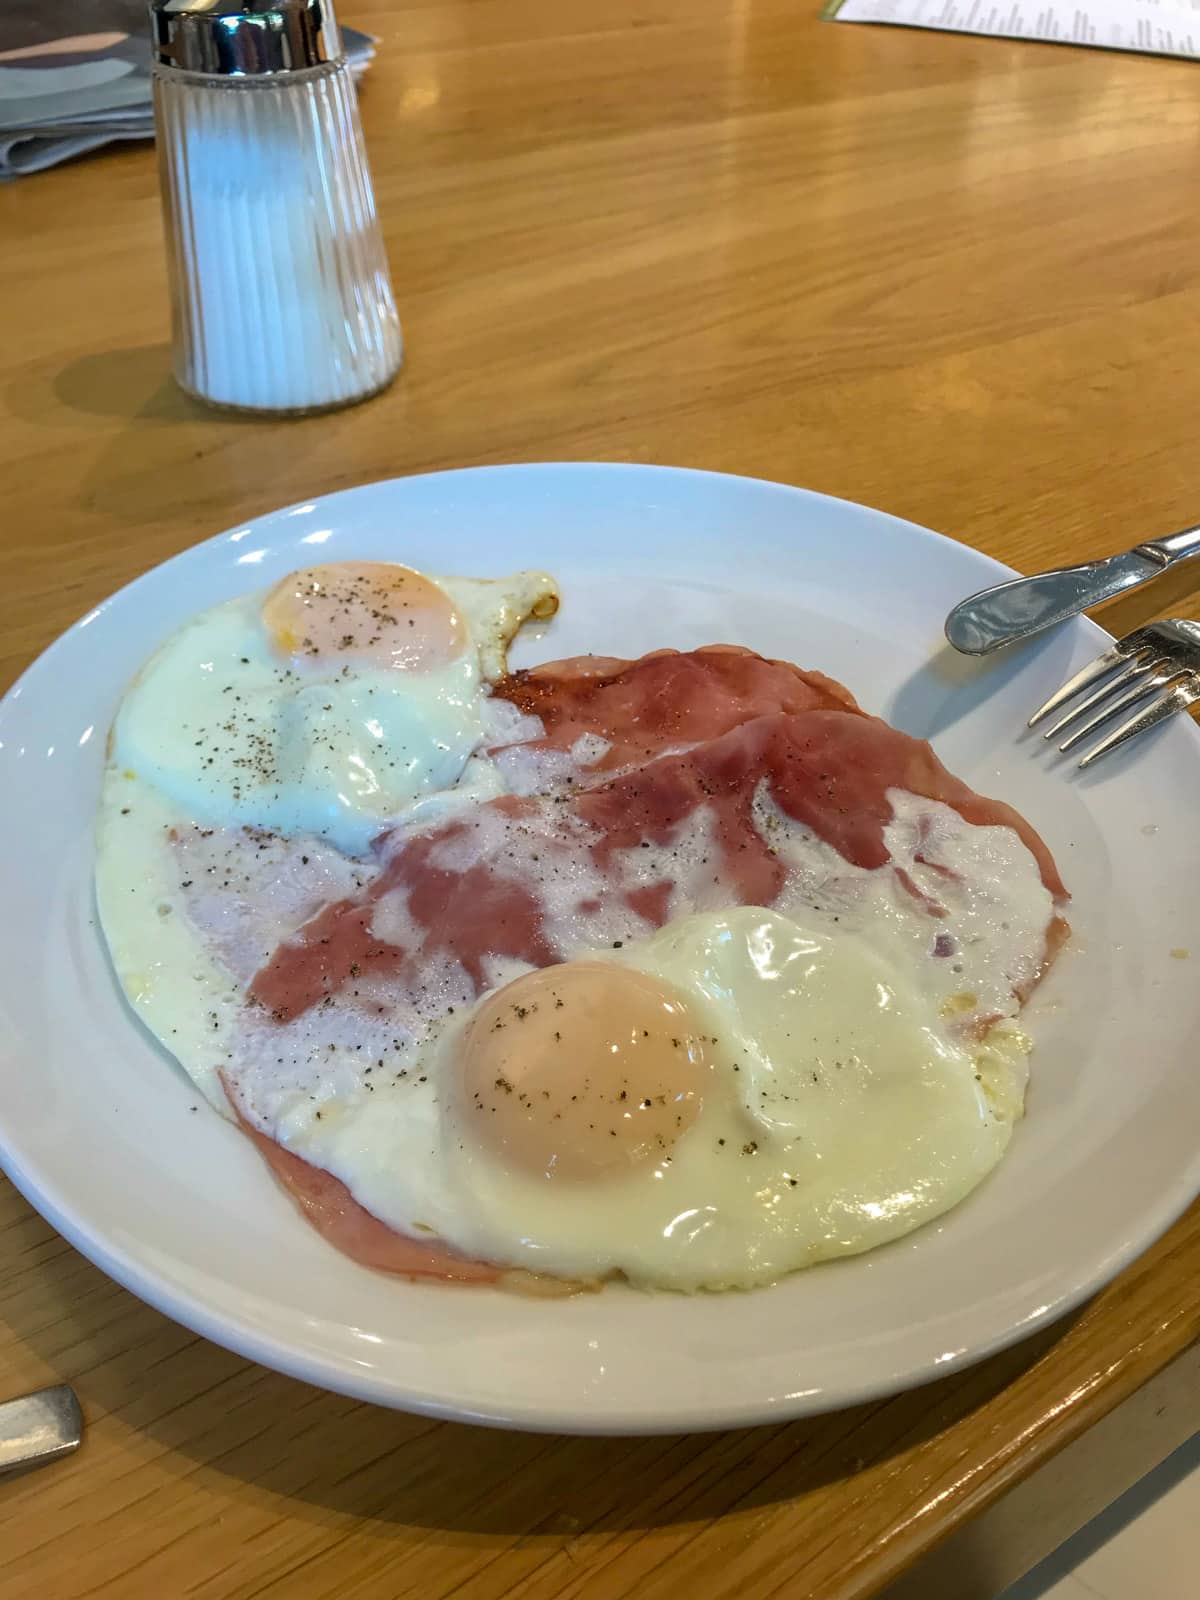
[828,0,1200,59]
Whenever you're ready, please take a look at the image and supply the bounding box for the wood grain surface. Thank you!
[1,3,1198,1596]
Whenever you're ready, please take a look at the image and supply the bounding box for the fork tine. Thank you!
[1078,679,1200,769]
[1057,671,1174,752]
[1040,655,1162,742]
[1027,643,1131,728]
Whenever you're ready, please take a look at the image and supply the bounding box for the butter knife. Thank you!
[0,1385,82,1477]
[945,524,1200,655]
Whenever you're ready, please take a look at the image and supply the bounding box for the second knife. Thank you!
[945,524,1200,655]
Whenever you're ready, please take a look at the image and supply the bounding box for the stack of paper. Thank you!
[825,0,1200,59]
[0,2,376,179]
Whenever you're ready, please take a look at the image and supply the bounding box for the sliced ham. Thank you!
[575,708,1067,900]
[252,698,1067,1027]
[490,644,861,772]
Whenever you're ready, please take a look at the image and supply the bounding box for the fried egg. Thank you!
[231,905,1030,1290]
[110,562,557,855]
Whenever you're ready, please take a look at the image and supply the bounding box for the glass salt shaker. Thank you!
[150,0,403,415]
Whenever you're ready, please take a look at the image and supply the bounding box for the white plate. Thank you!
[2,464,1198,1434]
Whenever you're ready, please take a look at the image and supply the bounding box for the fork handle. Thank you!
[1133,524,1200,568]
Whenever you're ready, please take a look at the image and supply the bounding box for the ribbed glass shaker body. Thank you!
[153,61,402,415]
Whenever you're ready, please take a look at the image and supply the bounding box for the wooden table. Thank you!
[2,4,1198,1596]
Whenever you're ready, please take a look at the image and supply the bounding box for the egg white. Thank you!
[109,570,556,856]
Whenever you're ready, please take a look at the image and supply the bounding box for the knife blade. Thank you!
[945,524,1200,655]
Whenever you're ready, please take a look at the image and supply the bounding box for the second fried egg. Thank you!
[111,562,557,854]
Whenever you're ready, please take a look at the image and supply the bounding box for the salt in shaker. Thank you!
[150,0,403,415]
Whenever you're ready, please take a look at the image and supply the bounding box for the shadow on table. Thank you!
[53,345,194,423]
[6,343,222,541]
[1,1231,1079,1541]
[4,340,422,551]
[4,344,198,428]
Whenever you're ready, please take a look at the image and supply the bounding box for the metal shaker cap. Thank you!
[150,1,343,76]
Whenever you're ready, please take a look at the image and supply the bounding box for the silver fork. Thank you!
[1028,619,1200,768]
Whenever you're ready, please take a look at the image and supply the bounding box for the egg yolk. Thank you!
[457,962,710,1181]
[261,562,464,671]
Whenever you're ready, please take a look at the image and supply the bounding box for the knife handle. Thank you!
[1134,524,1200,568]
[0,1385,82,1476]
